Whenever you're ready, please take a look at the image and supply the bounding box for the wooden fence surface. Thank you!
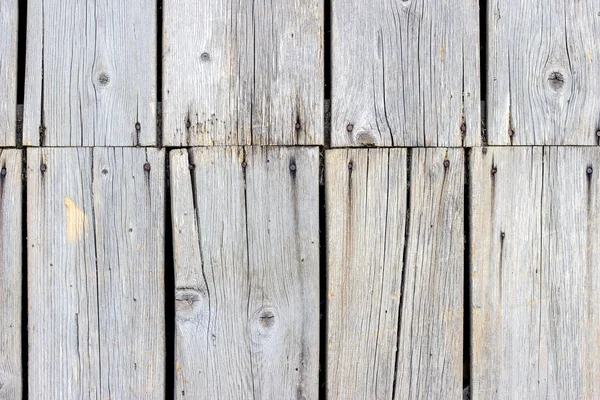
[1,0,599,399]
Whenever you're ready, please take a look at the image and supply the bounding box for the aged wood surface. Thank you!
[0,150,22,399]
[487,1,600,145]
[0,0,18,146]
[326,148,463,399]
[171,146,319,399]
[23,0,157,146]
[28,148,165,398]
[163,1,323,146]
[331,1,480,147]
[471,147,600,398]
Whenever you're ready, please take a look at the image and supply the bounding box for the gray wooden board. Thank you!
[170,146,319,399]
[163,1,323,146]
[471,147,600,398]
[0,150,22,398]
[331,1,481,147]
[28,147,165,398]
[0,0,18,146]
[23,0,157,146]
[326,148,464,399]
[487,1,600,145]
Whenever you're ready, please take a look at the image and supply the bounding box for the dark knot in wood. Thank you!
[548,71,565,90]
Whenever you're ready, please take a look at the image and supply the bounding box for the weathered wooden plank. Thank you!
[171,146,319,398]
[28,148,165,398]
[23,1,157,146]
[0,0,18,146]
[163,1,323,146]
[487,1,600,145]
[331,1,480,147]
[326,148,464,399]
[471,147,600,398]
[0,150,22,398]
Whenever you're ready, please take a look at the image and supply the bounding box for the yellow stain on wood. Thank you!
[64,197,89,243]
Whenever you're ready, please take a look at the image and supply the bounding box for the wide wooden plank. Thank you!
[487,1,600,145]
[326,148,464,399]
[28,148,165,398]
[0,0,18,146]
[163,1,323,146]
[171,146,319,398]
[331,1,480,147]
[0,150,22,398]
[470,147,543,398]
[23,1,157,146]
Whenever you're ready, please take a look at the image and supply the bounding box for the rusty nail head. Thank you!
[144,163,151,171]
[242,161,247,168]
[460,124,467,133]
[135,122,141,131]
[346,124,354,132]
[1,168,6,177]
[40,164,47,173]
[596,130,600,138]
[491,167,497,175]
[509,129,515,137]
[443,160,450,168]
[289,163,296,171]
[189,164,195,170]
[482,147,488,154]
[295,123,301,130]
[587,167,593,175]
[348,162,353,170]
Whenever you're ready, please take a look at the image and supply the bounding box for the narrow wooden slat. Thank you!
[170,146,319,398]
[163,2,323,146]
[23,1,157,146]
[28,148,165,398]
[0,150,22,398]
[326,148,463,399]
[487,1,600,145]
[331,1,480,147]
[0,0,18,146]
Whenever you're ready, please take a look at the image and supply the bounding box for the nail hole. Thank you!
[346,124,354,132]
[40,164,47,173]
[201,52,211,62]
[144,163,151,172]
[443,160,450,168]
[1,168,6,177]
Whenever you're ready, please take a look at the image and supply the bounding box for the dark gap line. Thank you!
[463,148,472,396]
[323,0,332,148]
[156,0,164,147]
[318,148,327,399]
[21,150,28,400]
[16,0,28,146]
[479,0,488,145]
[164,153,175,400]
[391,148,412,399]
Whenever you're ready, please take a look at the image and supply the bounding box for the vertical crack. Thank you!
[39,0,46,146]
[391,148,412,399]
[164,153,175,400]
[479,0,488,146]
[463,149,472,396]
[21,151,28,398]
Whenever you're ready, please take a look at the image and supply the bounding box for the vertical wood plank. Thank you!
[28,148,165,398]
[23,0,157,146]
[93,148,165,398]
[0,150,22,398]
[331,1,480,147]
[470,147,543,397]
[163,1,323,146]
[395,148,464,399]
[326,148,463,399]
[487,1,600,145]
[170,146,319,398]
[540,147,600,398]
[0,0,18,146]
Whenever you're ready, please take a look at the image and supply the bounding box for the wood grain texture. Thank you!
[326,148,463,399]
[23,0,157,146]
[331,0,480,147]
[471,147,600,398]
[487,1,600,145]
[470,147,544,398]
[0,150,22,398]
[0,0,18,146]
[163,1,323,146]
[170,146,319,399]
[28,148,165,399]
